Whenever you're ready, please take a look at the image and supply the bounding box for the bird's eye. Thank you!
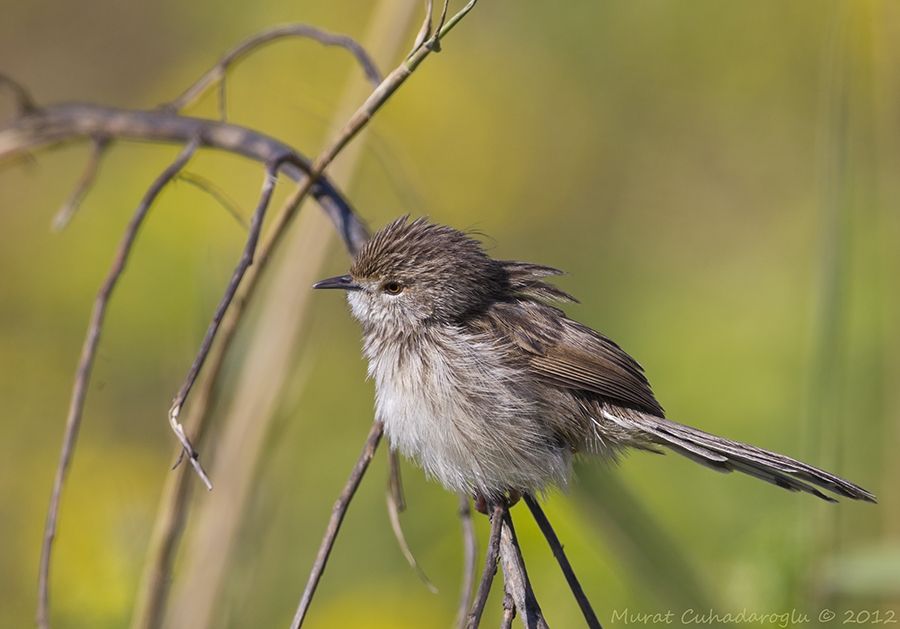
[382,281,403,295]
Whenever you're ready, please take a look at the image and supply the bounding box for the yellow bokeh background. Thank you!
[1,1,898,627]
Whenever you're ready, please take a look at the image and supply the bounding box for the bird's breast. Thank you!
[361,328,568,496]
[365,333,480,461]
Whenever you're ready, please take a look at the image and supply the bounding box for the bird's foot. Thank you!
[473,489,521,515]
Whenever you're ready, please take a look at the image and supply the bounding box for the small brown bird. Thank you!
[314,216,875,506]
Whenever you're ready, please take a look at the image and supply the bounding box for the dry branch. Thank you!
[51,135,109,230]
[290,421,384,628]
[466,503,505,628]
[498,510,548,629]
[0,103,369,251]
[524,495,601,628]
[166,23,383,117]
[36,138,200,629]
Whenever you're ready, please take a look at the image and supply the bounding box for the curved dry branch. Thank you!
[386,451,438,592]
[0,103,369,252]
[36,138,200,629]
[290,421,384,628]
[166,23,382,117]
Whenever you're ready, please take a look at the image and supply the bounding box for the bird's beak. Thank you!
[312,274,361,291]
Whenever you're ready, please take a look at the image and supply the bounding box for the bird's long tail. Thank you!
[601,408,876,503]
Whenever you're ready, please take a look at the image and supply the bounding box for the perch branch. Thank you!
[36,138,200,629]
[386,452,438,592]
[51,135,109,231]
[466,503,505,629]
[166,23,382,116]
[455,493,477,629]
[167,159,283,488]
[498,510,548,629]
[290,420,384,629]
[524,495,601,628]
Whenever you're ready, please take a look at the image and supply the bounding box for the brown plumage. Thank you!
[315,216,876,504]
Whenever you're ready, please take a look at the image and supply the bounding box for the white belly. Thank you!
[365,329,570,498]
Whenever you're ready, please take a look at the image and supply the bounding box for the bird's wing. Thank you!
[479,300,665,417]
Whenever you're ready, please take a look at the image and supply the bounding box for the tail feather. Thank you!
[601,409,876,503]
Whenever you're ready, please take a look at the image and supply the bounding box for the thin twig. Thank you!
[386,453,438,593]
[168,159,284,488]
[498,510,548,629]
[291,421,384,629]
[176,171,248,230]
[429,0,451,52]
[524,495,601,628]
[455,493,477,629]
[167,23,382,115]
[320,0,478,170]
[0,72,38,113]
[51,136,109,231]
[411,0,434,53]
[36,139,200,629]
[466,503,505,629]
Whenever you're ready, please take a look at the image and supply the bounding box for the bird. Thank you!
[313,216,875,507]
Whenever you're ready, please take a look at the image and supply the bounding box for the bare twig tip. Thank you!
[385,485,438,593]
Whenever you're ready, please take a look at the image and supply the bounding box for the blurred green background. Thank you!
[1,1,898,627]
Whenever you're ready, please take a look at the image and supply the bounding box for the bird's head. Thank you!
[313,216,505,333]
